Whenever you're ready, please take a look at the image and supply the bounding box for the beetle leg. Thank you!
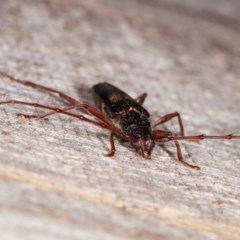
[153,112,184,136]
[1,72,125,134]
[0,72,79,105]
[152,129,172,140]
[152,130,199,170]
[105,132,116,157]
[17,105,80,119]
[0,100,103,126]
[0,100,125,137]
[173,140,200,170]
[135,93,147,105]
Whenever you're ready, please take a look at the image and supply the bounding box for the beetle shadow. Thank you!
[73,82,94,105]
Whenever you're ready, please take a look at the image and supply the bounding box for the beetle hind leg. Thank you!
[135,93,147,105]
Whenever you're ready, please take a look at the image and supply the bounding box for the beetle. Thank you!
[0,71,240,170]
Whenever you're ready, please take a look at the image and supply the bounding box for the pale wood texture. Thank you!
[0,0,240,239]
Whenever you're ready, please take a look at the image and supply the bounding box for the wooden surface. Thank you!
[0,0,240,239]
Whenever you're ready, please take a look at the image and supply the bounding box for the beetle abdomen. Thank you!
[93,82,149,118]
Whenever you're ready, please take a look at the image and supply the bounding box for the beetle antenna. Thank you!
[170,134,240,141]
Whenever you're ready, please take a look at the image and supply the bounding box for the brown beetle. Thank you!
[1,72,239,170]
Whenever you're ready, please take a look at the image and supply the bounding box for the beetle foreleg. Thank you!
[173,140,200,170]
[153,112,184,136]
[105,132,116,157]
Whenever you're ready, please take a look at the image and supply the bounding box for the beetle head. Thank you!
[131,132,155,159]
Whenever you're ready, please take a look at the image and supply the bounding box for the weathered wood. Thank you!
[0,0,240,239]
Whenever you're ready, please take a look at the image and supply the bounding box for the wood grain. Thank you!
[0,0,240,239]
